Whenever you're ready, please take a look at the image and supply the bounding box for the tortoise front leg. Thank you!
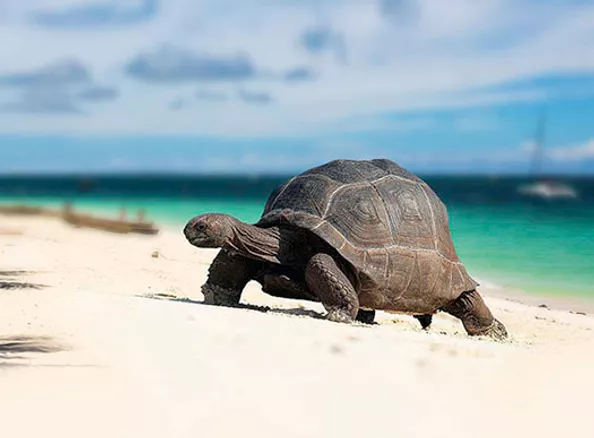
[201,248,259,306]
[441,290,508,340]
[305,253,359,323]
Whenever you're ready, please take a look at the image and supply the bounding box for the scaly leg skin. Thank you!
[414,314,433,330]
[305,253,359,323]
[201,248,258,306]
[441,290,508,340]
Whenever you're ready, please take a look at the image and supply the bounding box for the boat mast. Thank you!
[530,110,546,177]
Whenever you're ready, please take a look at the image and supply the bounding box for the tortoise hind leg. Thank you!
[305,253,359,323]
[441,290,508,340]
[414,314,433,330]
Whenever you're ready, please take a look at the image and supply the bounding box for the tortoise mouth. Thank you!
[183,222,202,243]
[186,234,207,247]
[183,229,201,246]
[187,235,221,248]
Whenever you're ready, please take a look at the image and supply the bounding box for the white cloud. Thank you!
[549,139,594,162]
[0,0,593,136]
[458,137,594,166]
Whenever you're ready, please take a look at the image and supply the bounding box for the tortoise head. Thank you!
[183,213,237,248]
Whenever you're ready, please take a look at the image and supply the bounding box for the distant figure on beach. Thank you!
[184,159,508,340]
[63,202,73,216]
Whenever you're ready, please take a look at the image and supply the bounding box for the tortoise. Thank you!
[184,159,507,339]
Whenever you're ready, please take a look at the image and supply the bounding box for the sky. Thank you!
[0,0,594,175]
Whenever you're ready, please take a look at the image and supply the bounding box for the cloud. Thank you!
[125,46,257,82]
[196,90,228,102]
[299,25,347,63]
[237,89,273,105]
[77,85,119,101]
[168,90,228,111]
[0,59,90,88]
[173,88,273,111]
[1,0,594,140]
[169,98,186,111]
[301,26,334,54]
[447,137,594,167]
[168,87,268,112]
[283,67,316,82]
[0,59,118,114]
[1,87,82,115]
[379,0,419,21]
[549,139,594,161]
[31,0,157,28]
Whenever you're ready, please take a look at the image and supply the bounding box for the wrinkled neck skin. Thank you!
[224,220,305,266]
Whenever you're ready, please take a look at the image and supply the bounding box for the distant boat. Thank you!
[518,179,578,199]
[517,111,578,200]
[62,204,159,235]
[0,203,159,235]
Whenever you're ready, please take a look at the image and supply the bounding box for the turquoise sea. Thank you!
[1,175,593,299]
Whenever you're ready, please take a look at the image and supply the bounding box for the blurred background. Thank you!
[0,0,592,298]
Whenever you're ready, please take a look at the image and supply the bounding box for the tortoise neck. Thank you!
[226,221,283,264]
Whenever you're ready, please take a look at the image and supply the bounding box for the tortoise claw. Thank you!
[473,319,508,341]
[326,309,355,324]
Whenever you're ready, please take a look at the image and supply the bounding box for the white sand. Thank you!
[1,215,593,438]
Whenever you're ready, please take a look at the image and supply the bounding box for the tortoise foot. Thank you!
[414,314,433,330]
[326,308,356,324]
[356,309,376,324]
[472,319,508,341]
[201,283,241,307]
[442,290,509,341]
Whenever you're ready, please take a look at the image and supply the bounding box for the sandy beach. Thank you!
[1,214,593,438]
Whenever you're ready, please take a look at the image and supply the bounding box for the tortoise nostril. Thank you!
[183,223,195,238]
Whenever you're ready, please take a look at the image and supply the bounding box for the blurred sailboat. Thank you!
[517,112,578,200]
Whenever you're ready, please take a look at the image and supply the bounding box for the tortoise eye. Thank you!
[196,223,207,232]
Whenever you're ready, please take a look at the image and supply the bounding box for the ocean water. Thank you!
[1,175,593,299]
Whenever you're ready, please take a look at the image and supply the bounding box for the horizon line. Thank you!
[1,171,593,179]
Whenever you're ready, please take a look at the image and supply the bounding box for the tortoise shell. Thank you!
[256,159,478,314]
